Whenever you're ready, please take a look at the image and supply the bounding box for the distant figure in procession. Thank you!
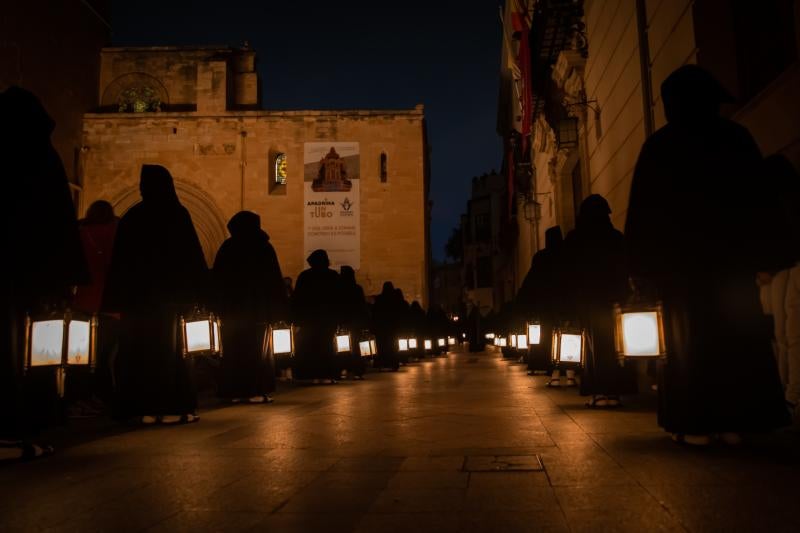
[103,164,207,425]
[291,249,342,381]
[626,65,790,445]
[563,195,636,407]
[516,225,564,376]
[213,211,287,403]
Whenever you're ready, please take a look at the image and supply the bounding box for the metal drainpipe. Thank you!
[239,130,247,210]
[635,0,655,138]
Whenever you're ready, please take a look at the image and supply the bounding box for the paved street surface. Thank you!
[2,348,800,532]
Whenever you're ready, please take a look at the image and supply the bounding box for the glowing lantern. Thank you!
[370,339,378,356]
[510,334,517,348]
[269,321,294,356]
[335,327,352,353]
[424,339,433,351]
[485,332,495,340]
[181,310,222,357]
[409,338,418,350]
[398,338,409,352]
[526,321,542,345]
[437,338,446,347]
[447,336,456,346]
[517,333,528,350]
[357,331,376,357]
[614,302,666,360]
[25,311,98,398]
[551,327,585,366]
[498,337,507,347]
[25,311,97,370]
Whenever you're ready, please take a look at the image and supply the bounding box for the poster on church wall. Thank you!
[303,142,360,269]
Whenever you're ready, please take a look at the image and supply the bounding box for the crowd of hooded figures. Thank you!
[2,63,800,461]
[487,65,799,446]
[0,87,457,461]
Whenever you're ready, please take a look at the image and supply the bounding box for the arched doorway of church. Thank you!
[111,180,228,266]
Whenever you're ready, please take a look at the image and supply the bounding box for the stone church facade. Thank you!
[80,46,430,304]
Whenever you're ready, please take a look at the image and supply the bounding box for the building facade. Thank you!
[499,0,800,291]
[1,0,110,203]
[81,46,430,304]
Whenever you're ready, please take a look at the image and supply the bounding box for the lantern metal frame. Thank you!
[180,310,222,357]
[334,326,352,354]
[613,301,666,361]
[551,326,586,367]
[24,310,98,371]
[268,321,295,357]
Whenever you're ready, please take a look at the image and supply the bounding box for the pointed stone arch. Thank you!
[110,180,228,266]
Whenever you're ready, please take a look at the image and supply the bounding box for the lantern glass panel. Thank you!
[485,332,495,339]
[510,335,517,348]
[409,338,418,349]
[527,324,541,345]
[212,320,220,350]
[398,338,409,351]
[437,338,446,347]
[336,334,351,353]
[424,339,432,350]
[67,320,91,365]
[272,328,292,355]
[185,320,212,352]
[559,333,582,363]
[447,337,456,346]
[31,320,64,366]
[370,339,377,355]
[518,334,527,347]
[498,337,507,347]
[359,340,371,356]
[621,311,660,356]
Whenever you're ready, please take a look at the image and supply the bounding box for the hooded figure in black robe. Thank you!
[517,226,564,373]
[338,265,369,377]
[562,195,636,402]
[371,282,401,370]
[103,164,207,423]
[213,211,287,400]
[291,250,341,381]
[1,87,88,458]
[625,65,789,437]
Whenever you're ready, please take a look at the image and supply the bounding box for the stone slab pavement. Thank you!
[2,348,799,532]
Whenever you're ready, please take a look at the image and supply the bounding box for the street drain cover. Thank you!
[463,455,543,472]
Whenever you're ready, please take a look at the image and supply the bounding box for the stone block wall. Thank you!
[81,108,429,305]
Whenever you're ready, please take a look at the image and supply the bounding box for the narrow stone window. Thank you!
[275,153,287,185]
[380,152,388,182]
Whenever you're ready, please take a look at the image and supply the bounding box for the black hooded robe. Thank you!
[517,226,564,373]
[557,196,636,398]
[213,211,287,399]
[1,87,88,441]
[338,266,369,377]
[625,66,788,434]
[371,283,401,370]
[103,165,207,420]
[291,250,342,380]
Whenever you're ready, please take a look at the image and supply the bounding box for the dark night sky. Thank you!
[110,0,503,261]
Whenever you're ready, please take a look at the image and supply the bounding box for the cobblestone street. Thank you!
[2,348,799,532]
